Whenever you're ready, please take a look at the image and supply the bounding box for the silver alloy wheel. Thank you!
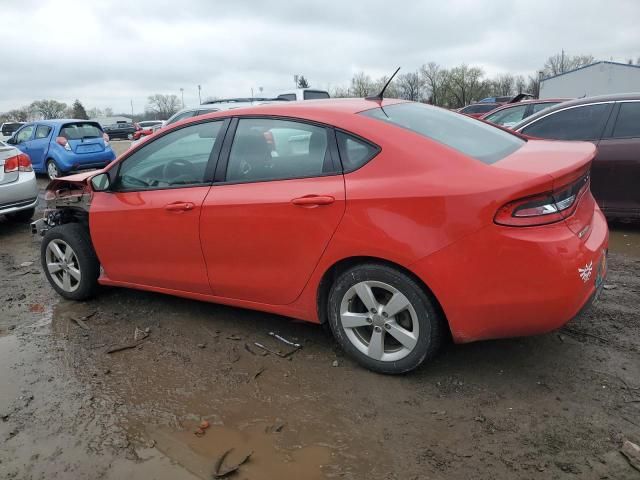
[339,280,419,362]
[47,161,59,179]
[45,239,81,292]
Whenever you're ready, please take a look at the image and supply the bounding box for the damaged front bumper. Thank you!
[31,217,49,236]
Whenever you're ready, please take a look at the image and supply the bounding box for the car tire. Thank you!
[41,223,100,301]
[7,208,35,222]
[46,159,60,180]
[327,263,445,374]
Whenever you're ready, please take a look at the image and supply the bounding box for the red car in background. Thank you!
[459,93,534,118]
[480,99,570,128]
[33,99,608,374]
[132,120,164,141]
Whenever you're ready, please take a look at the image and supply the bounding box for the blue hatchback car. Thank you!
[7,119,116,179]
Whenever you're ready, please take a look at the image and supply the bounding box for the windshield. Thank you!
[460,103,500,114]
[361,102,525,164]
[60,122,103,140]
[1,123,23,135]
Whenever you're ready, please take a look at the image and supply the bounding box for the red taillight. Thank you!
[56,136,72,151]
[495,173,590,227]
[3,153,32,173]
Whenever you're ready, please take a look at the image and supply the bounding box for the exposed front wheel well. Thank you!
[316,256,449,333]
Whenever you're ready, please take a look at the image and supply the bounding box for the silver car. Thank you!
[0,141,38,222]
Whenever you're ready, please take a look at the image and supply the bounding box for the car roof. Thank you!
[31,119,100,126]
[165,98,409,132]
[513,92,640,130]
[480,98,572,118]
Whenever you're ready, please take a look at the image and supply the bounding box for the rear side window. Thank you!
[460,104,499,114]
[60,122,103,140]
[531,102,560,113]
[612,102,640,138]
[522,104,610,141]
[277,94,297,101]
[485,104,528,126]
[361,102,524,164]
[336,131,380,172]
[167,110,197,125]
[303,90,330,100]
[35,125,52,139]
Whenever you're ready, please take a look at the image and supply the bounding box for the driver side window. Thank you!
[15,125,34,143]
[113,121,222,191]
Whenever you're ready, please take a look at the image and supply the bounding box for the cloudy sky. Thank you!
[1,0,638,114]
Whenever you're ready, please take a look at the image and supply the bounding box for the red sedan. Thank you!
[35,99,608,374]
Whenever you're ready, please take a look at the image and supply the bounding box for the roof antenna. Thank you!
[366,67,401,101]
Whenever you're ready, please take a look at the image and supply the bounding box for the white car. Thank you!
[0,122,25,142]
[276,88,330,101]
[0,140,38,222]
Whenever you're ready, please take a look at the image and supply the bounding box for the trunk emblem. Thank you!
[578,261,593,283]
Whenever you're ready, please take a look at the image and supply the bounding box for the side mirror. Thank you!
[90,173,111,192]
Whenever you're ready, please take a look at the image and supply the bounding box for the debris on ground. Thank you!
[19,261,34,268]
[212,448,252,478]
[265,421,285,433]
[197,343,206,349]
[268,331,301,348]
[194,419,211,437]
[332,360,339,367]
[106,330,150,354]
[71,316,90,330]
[29,304,45,313]
[134,327,149,341]
[226,334,242,341]
[603,284,617,290]
[252,366,265,380]
[621,440,640,471]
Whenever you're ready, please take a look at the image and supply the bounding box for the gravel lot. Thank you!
[1,147,639,479]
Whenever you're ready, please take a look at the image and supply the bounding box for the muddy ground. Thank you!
[1,141,639,479]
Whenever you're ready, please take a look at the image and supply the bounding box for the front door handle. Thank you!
[164,202,195,212]
[291,195,335,207]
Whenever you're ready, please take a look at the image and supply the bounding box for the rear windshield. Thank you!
[60,122,103,140]
[1,123,22,135]
[303,90,330,100]
[361,102,525,164]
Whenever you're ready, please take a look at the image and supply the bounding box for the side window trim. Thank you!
[213,115,341,185]
[110,119,227,192]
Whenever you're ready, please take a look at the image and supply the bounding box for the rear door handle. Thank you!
[164,202,195,212]
[291,195,335,207]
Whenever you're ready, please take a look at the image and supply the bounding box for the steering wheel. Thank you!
[163,158,197,183]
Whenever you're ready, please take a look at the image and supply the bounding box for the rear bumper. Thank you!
[55,150,116,173]
[0,172,39,215]
[410,206,609,343]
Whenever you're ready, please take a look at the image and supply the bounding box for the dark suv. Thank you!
[514,93,640,221]
[103,122,136,140]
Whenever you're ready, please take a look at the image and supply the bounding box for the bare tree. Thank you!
[443,65,486,108]
[146,94,181,119]
[5,106,33,122]
[514,75,527,94]
[331,85,353,98]
[297,75,310,88]
[396,72,423,101]
[543,52,595,76]
[421,62,446,106]
[350,72,374,97]
[493,74,515,96]
[526,74,542,98]
[30,100,67,119]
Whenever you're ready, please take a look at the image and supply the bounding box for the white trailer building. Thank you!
[540,61,640,99]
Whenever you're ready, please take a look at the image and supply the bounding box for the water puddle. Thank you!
[149,421,330,480]
[609,224,640,259]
